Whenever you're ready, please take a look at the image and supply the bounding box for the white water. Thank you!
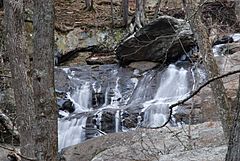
[58,116,87,151]
[67,82,91,112]
[142,64,190,128]
[57,63,195,150]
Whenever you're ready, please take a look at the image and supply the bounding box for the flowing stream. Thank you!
[56,62,203,151]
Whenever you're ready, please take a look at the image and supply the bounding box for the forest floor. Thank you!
[55,0,126,32]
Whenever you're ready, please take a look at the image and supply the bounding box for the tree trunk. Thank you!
[225,1,240,160]
[4,0,35,159]
[235,0,240,31]
[85,0,94,11]
[5,0,57,160]
[32,0,57,160]
[187,1,232,139]
[153,0,161,19]
[135,0,145,29]
[225,77,240,161]
[122,0,129,27]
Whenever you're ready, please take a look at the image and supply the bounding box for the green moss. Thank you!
[114,29,125,43]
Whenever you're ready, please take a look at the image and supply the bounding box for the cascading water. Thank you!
[58,116,87,151]
[56,63,196,151]
[141,64,190,127]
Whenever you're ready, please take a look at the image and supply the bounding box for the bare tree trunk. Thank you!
[153,0,161,19]
[32,0,57,160]
[235,0,240,31]
[4,0,35,159]
[226,77,240,161]
[135,0,145,29]
[110,0,114,28]
[225,2,240,160]
[122,0,129,27]
[85,0,94,11]
[5,0,57,160]
[187,1,232,139]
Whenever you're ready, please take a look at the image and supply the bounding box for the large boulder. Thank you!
[61,122,226,161]
[116,16,195,65]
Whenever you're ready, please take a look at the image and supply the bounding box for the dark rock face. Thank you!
[212,35,234,47]
[59,99,75,113]
[116,16,195,65]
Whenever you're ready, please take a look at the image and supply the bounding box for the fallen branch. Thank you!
[57,45,112,65]
[0,144,36,161]
[147,69,240,129]
[82,126,107,135]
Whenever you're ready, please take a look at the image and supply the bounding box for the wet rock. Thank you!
[92,92,104,109]
[86,53,117,65]
[59,99,75,113]
[116,16,195,65]
[100,111,115,133]
[122,113,138,128]
[212,35,234,47]
[216,42,240,55]
[128,61,159,72]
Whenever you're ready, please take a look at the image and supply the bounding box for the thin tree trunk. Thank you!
[235,0,240,31]
[110,0,114,28]
[32,0,57,160]
[135,0,145,29]
[153,0,161,19]
[85,0,94,11]
[187,1,232,139]
[4,0,35,159]
[122,0,129,27]
[226,77,240,161]
[225,1,240,160]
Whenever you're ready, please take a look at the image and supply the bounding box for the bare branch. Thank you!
[146,69,240,129]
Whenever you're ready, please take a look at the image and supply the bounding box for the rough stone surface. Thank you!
[55,28,125,54]
[61,122,226,161]
[128,61,159,72]
[0,146,9,161]
[158,146,227,161]
[86,54,117,65]
[116,16,195,65]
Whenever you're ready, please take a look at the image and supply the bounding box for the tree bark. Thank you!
[5,0,57,160]
[4,0,35,159]
[122,0,129,27]
[187,1,232,139]
[153,0,161,20]
[226,77,240,161]
[235,0,240,31]
[32,0,57,160]
[84,0,94,11]
[135,0,145,29]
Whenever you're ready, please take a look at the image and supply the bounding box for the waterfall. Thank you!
[58,116,87,151]
[67,82,91,112]
[56,63,198,151]
[141,64,190,128]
